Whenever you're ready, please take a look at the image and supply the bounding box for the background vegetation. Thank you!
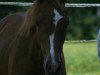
[63,41,100,75]
[67,7,98,40]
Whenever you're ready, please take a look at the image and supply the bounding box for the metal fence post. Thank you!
[98,30,100,61]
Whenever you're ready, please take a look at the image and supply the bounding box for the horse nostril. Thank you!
[50,64,58,73]
[46,63,51,70]
[46,62,58,73]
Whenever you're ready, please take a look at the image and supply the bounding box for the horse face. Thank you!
[34,0,68,75]
[36,7,68,75]
[45,9,68,75]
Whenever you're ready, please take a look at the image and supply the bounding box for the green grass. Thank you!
[63,41,100,75]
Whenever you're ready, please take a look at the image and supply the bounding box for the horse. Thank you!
[0,0,69,75]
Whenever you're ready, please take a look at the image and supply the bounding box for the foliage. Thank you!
[66,7,97,40]
[63,41,100,75]
[0,5,24,19]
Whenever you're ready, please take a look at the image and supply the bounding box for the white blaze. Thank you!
[49,9,63,64]
[49,33,56,64]
[53,9,63,25]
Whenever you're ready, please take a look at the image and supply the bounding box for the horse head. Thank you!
[30,0,69,74]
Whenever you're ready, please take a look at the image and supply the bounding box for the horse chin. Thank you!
[48,70,66,75]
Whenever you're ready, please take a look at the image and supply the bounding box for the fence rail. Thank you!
[0,2,100,7]
[65,40,97,43]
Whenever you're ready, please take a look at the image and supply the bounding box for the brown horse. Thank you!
[0,0,69,75]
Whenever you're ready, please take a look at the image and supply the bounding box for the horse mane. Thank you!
[5,1,49,74]
[18,1,44,36]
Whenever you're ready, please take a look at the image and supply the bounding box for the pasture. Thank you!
[63,41,100,75]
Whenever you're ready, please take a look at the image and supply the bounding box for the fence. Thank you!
[0,2,100,7]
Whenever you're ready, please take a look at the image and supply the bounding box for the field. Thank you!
[63,41,100,75]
